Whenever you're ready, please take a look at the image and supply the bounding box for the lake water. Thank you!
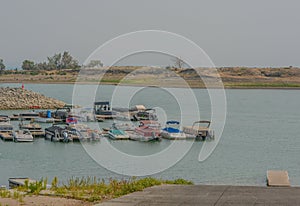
[0,83,300,186]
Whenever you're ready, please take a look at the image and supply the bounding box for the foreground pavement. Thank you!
[96,185,300,206]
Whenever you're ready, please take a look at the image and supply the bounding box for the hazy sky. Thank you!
[0,0,300,68]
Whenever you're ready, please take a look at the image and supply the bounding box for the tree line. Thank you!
[0,51,104,71]
[22,51,80,70]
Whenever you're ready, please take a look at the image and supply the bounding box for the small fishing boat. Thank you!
[13,129,34,142]
[19,121,45,137]
[133,120,161,141]
[106,129,130,140]
[67,124,101,141]
[52,107,71,122]
[112,122,136,131]
[44,123,73,142]
[182,120,214,141]
[131,109,158,121]
[113,105,147,121]
[127,131,160,142]
[0,118,14,141]
[161,121,186,140]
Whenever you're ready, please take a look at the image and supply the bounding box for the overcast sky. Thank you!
[0,0,300,68]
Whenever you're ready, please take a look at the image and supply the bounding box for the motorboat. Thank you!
[161,120,186,140]
[106,129,129,140]
[0,119,14,141]
[19,121,45,137]
[67,124,101,141]
[134,120,161,141]
[131,109,158,121]
[111,122,136,131]
[44,123,73,142]
[13,129,34,142]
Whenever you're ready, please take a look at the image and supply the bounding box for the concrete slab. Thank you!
[95,185,300,206]
[267,170,290,187]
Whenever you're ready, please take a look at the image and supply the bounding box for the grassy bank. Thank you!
[2,177,192,204]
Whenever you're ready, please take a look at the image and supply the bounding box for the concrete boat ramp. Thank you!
[97,184,300,206]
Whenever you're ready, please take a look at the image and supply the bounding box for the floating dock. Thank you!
[267,170,290,187]
[8,178,37,189]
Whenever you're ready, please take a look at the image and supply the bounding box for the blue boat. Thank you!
[161,121,186,140]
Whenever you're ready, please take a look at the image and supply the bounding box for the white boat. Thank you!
[68,124,102,141]
[161,121,186,140]
[112,122,136,131]
[127,131,160,142]
[13,130,34,142]
[19,121,45,137]
[0,118,14,141]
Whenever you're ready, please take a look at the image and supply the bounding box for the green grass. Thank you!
[0,188,24,203]
[53,177,193,202]
[15,176,192,203]
[225,82,300,88]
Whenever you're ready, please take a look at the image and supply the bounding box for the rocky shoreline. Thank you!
[0,87,66,110]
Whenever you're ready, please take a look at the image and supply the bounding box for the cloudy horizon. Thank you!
[1,0,300,69]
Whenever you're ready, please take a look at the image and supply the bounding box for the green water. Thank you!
[0,83,300,186]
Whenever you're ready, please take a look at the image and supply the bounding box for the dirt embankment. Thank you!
[0,87,66,110]
[1,66,300,88]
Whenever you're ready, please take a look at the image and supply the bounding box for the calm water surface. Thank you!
[0,83,300,186]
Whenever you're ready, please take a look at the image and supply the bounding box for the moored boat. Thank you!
[44,123,73,142]
[112,122,136,131]
[94,101,116,120]
[13,129,34,142]
[161,120,186,140]
[19,121,45,137]
[106,129,130,140]
[131,109,158,121]
[67,124,101,142]
[0,118,14,141]
[133,120,161,141]
[182,120,214,141]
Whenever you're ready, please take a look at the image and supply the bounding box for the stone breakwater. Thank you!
[0,87,66,110]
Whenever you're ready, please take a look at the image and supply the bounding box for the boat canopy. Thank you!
[110,129,126,135]
[94,101,110,105]
[166,121,180,125]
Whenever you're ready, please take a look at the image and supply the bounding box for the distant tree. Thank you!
[86,60,103,68]
[61,51,79,69]
[61,51,72,69]
[172,57,185,68]
[22,60,35,70]
[47,53,62,69]
[34,62,49,70]
[0,59,5,72]
[46,51,79,70]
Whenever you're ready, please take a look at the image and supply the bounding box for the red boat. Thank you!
[135,120,161,137]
